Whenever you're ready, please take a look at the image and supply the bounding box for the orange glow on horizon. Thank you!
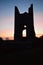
[35,34,43,38]
[2,36,14,40]
[0,33,43,40]
[0,29,14,40]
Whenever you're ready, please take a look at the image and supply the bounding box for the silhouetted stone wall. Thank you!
[14,4,35,41]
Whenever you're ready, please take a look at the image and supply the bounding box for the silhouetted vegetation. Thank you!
[6,37,9,40]
[0,37,3,41]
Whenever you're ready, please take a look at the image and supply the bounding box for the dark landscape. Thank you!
[0,36,43,64]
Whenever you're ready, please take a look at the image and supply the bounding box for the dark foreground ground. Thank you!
[0,38,43,65]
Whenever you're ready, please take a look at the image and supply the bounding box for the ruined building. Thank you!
[14,4,35,41]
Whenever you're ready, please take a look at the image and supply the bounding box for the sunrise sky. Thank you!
[0,0,43,40]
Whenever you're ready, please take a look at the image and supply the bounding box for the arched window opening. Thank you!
[22,29,27,37]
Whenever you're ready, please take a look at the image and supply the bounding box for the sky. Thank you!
[0,0,43,40]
